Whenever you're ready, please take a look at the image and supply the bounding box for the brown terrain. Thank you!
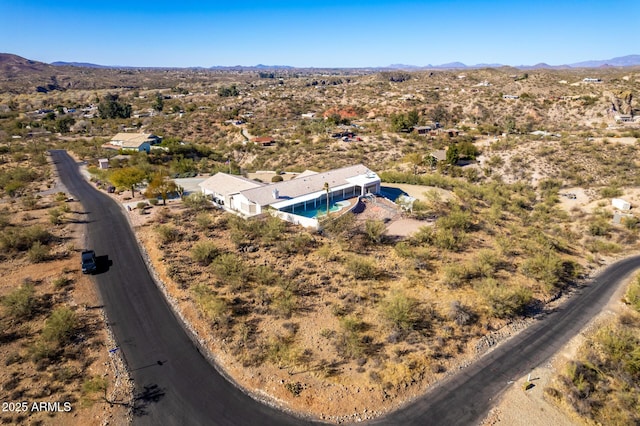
[1,52,639,424]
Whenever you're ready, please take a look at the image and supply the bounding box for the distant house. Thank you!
[503,94,519,100]
[431,149,447,163]
[252,137,276,147]
[615,114,634,123]
[102,132,161,153]
[583,78,602,83]
[301,112,316,119]
[414,125,433,135]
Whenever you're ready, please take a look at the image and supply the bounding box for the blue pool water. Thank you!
[288,200,351,219]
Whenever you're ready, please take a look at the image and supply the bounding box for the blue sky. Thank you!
[1,0,637,67]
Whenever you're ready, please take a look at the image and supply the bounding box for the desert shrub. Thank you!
[393,241,414,258]
[1,281,36,320]
[335,316,365,359]
[472,249,501,278]
[195,212,213,230]
[81,376,107,407]
[183,192,210,211]
[53,276,72,289]
[626,275,640,312]
[448,301,476,326]
[271,175,284,182]
[442,263,468,288]
[272,289,297,319]
[587,218,611,237]
[364,219,386,244]
[432,227,467,252]
[379,290,421,331]
[27,241,49,263]
[211,253,246,288]
[345,256,377,279]
[477,279,532,318]
[276,232,313,255]
[321,212,356,240]
[42,307,77,346]
[48,207,64,225]
[520,250,564,290]
[260,216,286,244]
[253,265,281,286]
[155,224,181,244]
[599,186,623,198]
[21,194,39,210]
[192,284,228,324]
[191,241,219,266]
[266,333,298,367]
[0,225,51,252]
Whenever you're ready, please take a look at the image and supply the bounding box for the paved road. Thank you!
[372,255,640,425]
[50,150,640,426]
[49,150,312,426]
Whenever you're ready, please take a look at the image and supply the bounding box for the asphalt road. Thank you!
[49,150,312,426]
[50,150,640,426]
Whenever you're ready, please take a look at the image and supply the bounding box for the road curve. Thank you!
[49,150,314,426]
[372,255,640,425]
[50,150,640,425]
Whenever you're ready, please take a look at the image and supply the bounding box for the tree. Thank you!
[405,153,424,175]
[153,92,164,112]
[407,109,420,128]
[144,172,178,205]
[446,144,459,165]
[110,167,146,197]
[55,115,75,133]
[429,104,449,126]
[98,93,132,119]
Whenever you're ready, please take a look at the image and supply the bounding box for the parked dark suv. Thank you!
[81,250,97,274]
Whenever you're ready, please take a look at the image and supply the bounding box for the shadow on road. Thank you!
[132,384,166,417]
[96,255,113,274]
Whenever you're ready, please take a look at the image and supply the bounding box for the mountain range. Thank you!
[48,54,640,70]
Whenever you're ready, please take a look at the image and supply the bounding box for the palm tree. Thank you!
[323,182,330,216]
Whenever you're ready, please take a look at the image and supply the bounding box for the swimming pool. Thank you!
[285,200,351,219]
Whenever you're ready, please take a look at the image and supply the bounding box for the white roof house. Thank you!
[201,164,381,228]
[103,133,161,153]
[198,173,265,210]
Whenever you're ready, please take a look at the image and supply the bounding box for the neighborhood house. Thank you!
[199,164,381,228]
[102,133,162,153]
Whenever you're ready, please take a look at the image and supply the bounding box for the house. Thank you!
[615,114,634,123]
[199,173,266,209]
[252,137,276,147]
[583,78,602,83]
[414,125,433,135]
[431,149,447,163]
[503,94,519,100]
[102,133,161,153]
[201,164,381,228]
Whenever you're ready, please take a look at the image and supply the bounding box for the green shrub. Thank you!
[192,284,227,323]
[211,253,246,288]
[42,307,77,346]
[520,250,564,290]
[155,224,181,244]
[1,281,36,320]
[379,290,421,331]
[364,219,386,244]
[477,279,532,318]
[48,208,64,225]
[191,240,219,266]
[27,241,49,263]
[271,175,284,182]
[345,256,377,279]
[183,192,210,211]
[0,225,51,252]
[626,276,640,312]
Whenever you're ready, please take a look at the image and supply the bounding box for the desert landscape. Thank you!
[1,52,639,425]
